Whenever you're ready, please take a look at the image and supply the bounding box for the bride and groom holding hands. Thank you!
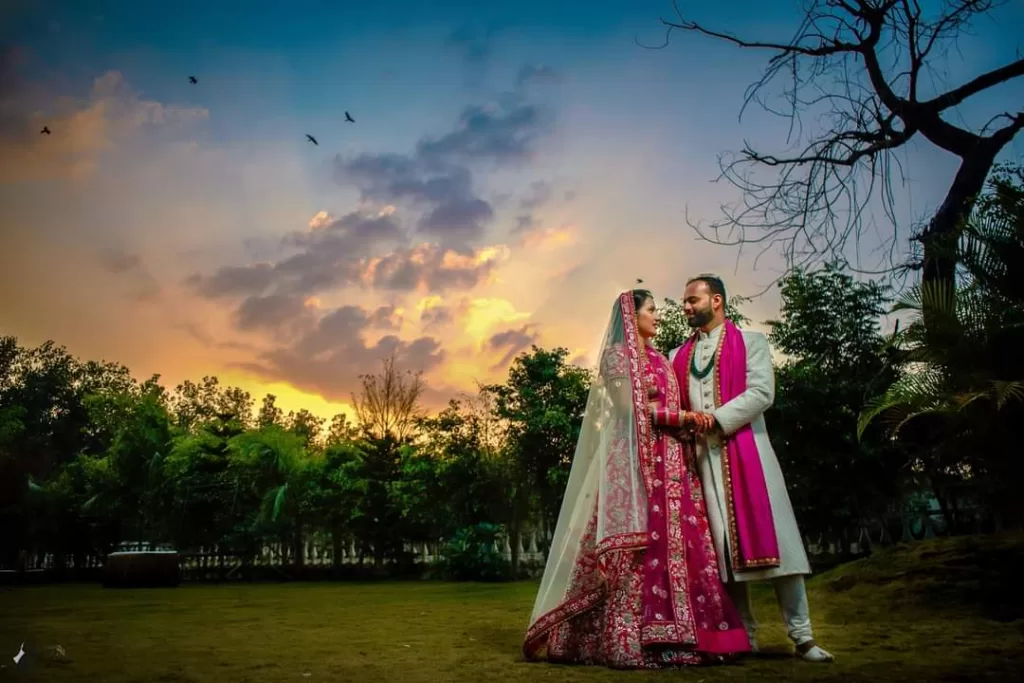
[522,274,835,669]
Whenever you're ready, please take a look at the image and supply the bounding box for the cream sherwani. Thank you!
[670,322,817,647]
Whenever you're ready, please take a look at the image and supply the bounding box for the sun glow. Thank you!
[462,297,531,344]
[220,373,357,425]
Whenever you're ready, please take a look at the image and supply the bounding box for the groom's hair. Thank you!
[686,274,727,306]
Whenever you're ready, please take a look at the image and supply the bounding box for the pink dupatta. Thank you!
[675,320,780,571]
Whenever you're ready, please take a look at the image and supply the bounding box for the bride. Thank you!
[522,289,750,668]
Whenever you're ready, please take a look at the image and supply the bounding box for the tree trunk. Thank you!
[292,522,305,573]
[331,526,344,569]
[509,524,521,578]
[919,149,1000,287]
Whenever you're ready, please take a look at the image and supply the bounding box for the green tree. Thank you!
[859,165,1024,529]
[325,413,358,445]
[484,346,591,573]
[417,399,507,537]
[308,440,368,569]
[287,408,326,448]
[228,425,311,571]
[257,394,285,428]
[162,410,245,551]
[764,265,908,545]
[0,339,134,566]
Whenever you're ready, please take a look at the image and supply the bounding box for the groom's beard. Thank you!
[687,307,714,328]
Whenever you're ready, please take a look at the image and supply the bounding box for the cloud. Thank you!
[360,242,508,292]
[335,94,550,246]
[337,155,494,243]
[417,295,459,332]
[190,209,509,305]
[418,195,494,240]
[487,324,540,368]
[0,59,207,183]
[420,305,453,330]
[235,294,315,336]
[519,223,580,251]
[98,247,143,274]
[368,305,401,330]
[512,180,556,234]
[189,262,276,299]
[182,66,558,409]
[444,25,503,89]
[514,214,538,232]
[97,247,162,301]
[445,26,492,65]
[519,180,553,211]
[416,101,545,166]
[191,208,404,298]
[234,303,446,404]
[516,64,565,89]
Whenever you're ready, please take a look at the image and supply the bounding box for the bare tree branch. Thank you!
[922,58,1024,112]
[351,352,424,441]
[648,0,1022,288]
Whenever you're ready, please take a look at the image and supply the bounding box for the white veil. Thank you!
[523,290,653,658]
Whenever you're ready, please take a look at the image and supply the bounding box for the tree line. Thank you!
[1,166,1021,580]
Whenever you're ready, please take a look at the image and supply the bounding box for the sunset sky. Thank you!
[2,0,1021,421]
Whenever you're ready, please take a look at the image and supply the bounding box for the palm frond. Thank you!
[990,380,1024,409]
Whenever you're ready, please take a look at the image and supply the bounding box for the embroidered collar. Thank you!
[697,321,725,342]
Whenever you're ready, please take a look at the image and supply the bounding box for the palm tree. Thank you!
[228,425,310,572]
[858,164,1024,528]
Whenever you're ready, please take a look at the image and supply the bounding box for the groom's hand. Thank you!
[690,412,716,433]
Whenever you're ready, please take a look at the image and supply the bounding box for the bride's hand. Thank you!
[683,411,716,432]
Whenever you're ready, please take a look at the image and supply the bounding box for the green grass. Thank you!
[2,534,1023,683]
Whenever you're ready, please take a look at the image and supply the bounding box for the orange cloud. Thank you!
[520,223,580,250]
[307,211,332,230]
[462,297,531,344]
[0,69,208,183]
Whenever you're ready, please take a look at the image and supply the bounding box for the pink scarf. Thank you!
[675,320,780,571]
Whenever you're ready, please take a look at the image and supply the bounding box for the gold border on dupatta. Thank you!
[622,292,658,497]
[713,325,780,573]
[654,354,698,645]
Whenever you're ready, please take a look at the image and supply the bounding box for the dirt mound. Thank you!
[814,533,1024,622]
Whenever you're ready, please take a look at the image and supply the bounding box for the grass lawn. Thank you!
[1,534,1023,683]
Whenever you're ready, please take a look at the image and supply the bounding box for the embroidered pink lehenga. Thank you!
[522,291,749,669]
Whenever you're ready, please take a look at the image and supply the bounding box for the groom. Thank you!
[661,274,833,663]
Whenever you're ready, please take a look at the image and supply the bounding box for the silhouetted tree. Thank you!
[653,0,1023,289]
[352,353,424,441]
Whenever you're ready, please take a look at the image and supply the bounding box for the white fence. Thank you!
[2,508,957,580]
[3,529,553,578]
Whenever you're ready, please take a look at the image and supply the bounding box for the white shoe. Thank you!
[796,641,834,663]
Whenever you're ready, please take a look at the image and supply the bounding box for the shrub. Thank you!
[437,523,511,581]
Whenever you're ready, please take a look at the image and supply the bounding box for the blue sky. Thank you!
[1,0,1021,417]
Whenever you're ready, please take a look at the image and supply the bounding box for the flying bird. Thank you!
[306,134,318,145]
[344,111,355,123]
[40,126,51,135]
[636,278,644,284]
[188,76,197,84]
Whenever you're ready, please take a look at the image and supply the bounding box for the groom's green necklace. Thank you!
[690,342,716,380]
